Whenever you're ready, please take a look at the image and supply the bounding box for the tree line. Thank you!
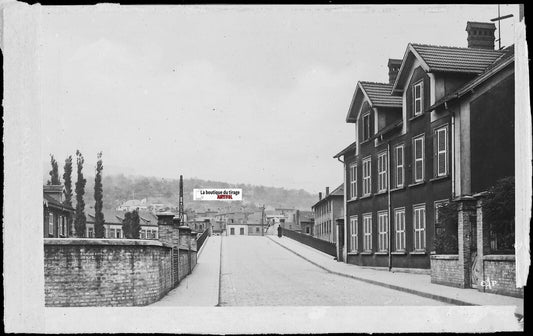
[47,151,140,239]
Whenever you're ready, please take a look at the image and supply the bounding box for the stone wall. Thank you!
[481,255,524,298]
[430,255,463,287]
[44,239,173,307]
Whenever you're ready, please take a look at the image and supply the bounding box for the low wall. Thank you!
[430,255,463,287]
[44,238,173,307]
[177,248,197,282]
[481,255,523,298]
[282,228,336,257]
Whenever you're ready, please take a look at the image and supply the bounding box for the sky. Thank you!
[40,4,521,194]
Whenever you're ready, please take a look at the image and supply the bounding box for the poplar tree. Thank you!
[63,155,73,236]
[74,150,87,237]
[48,154,60,185]
[94,152,105,238]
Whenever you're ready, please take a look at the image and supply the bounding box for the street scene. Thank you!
[3,3,528,334]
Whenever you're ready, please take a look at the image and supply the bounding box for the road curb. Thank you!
[215,235,223,307]
[267,236,478,307]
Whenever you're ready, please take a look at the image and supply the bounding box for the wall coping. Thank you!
[44,238,171,248]
[483,254,515,261]
[430,254,459,260]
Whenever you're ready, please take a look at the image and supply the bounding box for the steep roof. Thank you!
[392,43,506,93]
[312,183,344,209]
[429,46,515,110]
[333,141,357,159]
[86,209,158,226]
[410,44,506,73]
[43,193,74,211]
[359,81,402,108]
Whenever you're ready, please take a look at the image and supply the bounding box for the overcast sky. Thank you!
[40,4,520,194]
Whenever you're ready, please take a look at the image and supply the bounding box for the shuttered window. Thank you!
[413,135,424,182]
[434,127,448,177]
[413,81,423,116]
[350,216,358,252]
[395,145,404,188]
[363,214,372,251]
[378,211,389,252]
[413,205,426,251]
[394,208,406,251]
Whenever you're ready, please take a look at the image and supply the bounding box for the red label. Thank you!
[217,195,233,199]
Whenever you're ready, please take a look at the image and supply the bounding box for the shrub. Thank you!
[484,176,515,252]
[433,201,459,254]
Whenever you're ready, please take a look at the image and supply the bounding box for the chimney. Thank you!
[466,21,496,50]
[387,59,402,84]
[319,192,322,201]
[326,187,330,196]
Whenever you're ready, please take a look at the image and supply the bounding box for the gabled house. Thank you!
[85,208,159,239]
[311,184,344,244]
[334,21,514,270]
[43,185,74,238]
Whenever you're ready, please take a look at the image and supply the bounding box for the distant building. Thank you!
[85,209,159,239]
[312,185,344,244]
[116,199,148,212]
[43,185,74,238]
[296,210,315,235]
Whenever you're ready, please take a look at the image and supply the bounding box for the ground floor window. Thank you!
[239,228,244,235]
[230,228,235,235]
[48,212,54,236]
[378,211,389,252]
[363,213,372,252]
[350,216,358,252]
[394,208,406,251]
[87,227,94,238]
[413,204,426,251]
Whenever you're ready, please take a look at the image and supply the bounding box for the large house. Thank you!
[311,185,344,244]
[85,208,159,239]
[334,22,514,269]
[43,185,74,238]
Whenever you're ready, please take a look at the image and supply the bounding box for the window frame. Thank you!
[350,216,358,252]
[413,204,427,251]
[377,151,388,192]
[413,81,424,116]
[377,211,389,252]
[363,213,372,252]
[413,135,425,183]
[48,212,54,236]
[395,144,404,188]
[349,163,358,200]
[362,156,372,196]
[435,126,448,177]
[362,113,371,141]
[394,208,406,251]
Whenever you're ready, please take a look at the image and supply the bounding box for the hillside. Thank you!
[46,173,318,212]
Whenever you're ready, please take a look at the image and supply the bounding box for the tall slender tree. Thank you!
[74,150,87,237]
[94,152,105,238]
[48,154,60,185]
[63,155,73,236]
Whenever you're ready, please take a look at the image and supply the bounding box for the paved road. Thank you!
[220,235,449,306]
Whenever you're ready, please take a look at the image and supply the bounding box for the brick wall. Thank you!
[283,228,337,257]
[430,255,464,287]
[481,255,524,298]
[44,239,173,307]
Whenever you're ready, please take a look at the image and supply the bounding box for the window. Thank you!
[435,127,448,177]
[349,163,357,199]
[413,136,424,182]
[60,216,66,237]
[306,227,310,234]
[239,228,245,235]
[434,200,448,235]
[395,145,404,188]
[350,216,358,252]
[413,205,426,251]
[110,228,116,238]
[378,211,389,252]
[394,208,406,251]
[87,227,94,238]
[362,113,371,141]
[48,212,54,236]
[362,157,372,196]
[230,228,235,235]
[377,152,388,192]
[256,227,259,232]
[363,214,372,252]
[413,81,423,116]
[116,229,122,239]
[140,230,146,239]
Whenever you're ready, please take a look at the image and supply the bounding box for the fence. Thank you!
[282,228,337,257]
[196,228,210,252]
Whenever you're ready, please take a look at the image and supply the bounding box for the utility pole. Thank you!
[179,174,184,225]
[491,4,514,50]
[261,204,265,236]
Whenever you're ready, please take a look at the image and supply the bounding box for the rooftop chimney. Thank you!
[387,59,402,84]
[466,21,496,50]
[326,187,330,196]
[319,192,322,201]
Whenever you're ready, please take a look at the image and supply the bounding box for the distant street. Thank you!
[219,235,448,306]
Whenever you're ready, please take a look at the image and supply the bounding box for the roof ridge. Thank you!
[360,81,393,86]
[411,43,505,53]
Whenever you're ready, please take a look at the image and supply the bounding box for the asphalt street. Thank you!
[219,235,449,306]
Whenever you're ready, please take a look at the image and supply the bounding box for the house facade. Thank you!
[311,185,344,244]
[85,209,159,239]
[334,22,514,269]
[43,185,75,238]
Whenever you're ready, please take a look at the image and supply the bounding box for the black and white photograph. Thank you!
[3,2,529,333]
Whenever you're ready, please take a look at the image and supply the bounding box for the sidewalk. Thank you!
[268,235,524,317]
[150,235,221,306]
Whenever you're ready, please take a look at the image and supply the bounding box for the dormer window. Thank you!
[413,81,423,116]
[362,113,371,141]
